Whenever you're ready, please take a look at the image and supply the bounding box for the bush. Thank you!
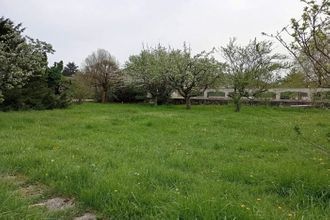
[110,84,147,103]
[0,75,71,111]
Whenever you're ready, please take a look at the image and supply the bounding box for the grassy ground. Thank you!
[0,103,329,219]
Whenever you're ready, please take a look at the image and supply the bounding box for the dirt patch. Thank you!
[31,197,74,211]
[1,174,97,218]
[0,174,26,186]
[74,213,97,220]
[18,184,45,197]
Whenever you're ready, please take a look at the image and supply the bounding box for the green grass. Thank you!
[0,103,329,219]
[0,179,44,219]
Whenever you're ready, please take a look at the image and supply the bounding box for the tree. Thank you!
[0,17,54,103]
[63,62,79,76]
[1,60,72,110]
[221,38,286,112]
[47,61,64,94]
[125,45,173,105]
[72,72,93,103]
[83,49,120,103]
[278,69,309,88]
[263,0,330,87]
[167,44,221,109]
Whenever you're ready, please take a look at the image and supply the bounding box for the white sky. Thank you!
[1,0,304,68]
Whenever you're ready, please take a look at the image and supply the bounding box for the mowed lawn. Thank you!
[0,103,329,219]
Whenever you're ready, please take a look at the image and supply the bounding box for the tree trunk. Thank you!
[185,96,191,109]
[233,96,241,112]
[154,96,158,106]
[101,88,108,103]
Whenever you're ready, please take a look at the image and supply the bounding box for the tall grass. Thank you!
[0,103,329,219]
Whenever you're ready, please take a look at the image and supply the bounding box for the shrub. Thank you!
[110,84,147,103]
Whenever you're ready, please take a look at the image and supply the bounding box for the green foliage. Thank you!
[278,70,309,88]
[0,61,72,110]
[125,45,173,105]
[47,61,64,93]
[167,44,222,109]
[0,17,54,104]
[110,84,147,103]
[264,0,330,87]
[63,62,79,76]
[0,104,329,219]
[0,17,71,110]
[221,38,286,111]
[71,72,93,103]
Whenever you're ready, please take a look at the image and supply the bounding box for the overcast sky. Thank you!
[1,0,304,67]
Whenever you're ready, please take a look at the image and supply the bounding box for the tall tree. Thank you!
[47,61,64,94]
[167,44,221,109]
[0,17,54,103]
[83,49,120,103]
[63,62,79,76]
[125,45,173,105]
[263,0,330,87]
[221,38,286,112]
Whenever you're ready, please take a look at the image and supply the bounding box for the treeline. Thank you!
[0,0,328,111]
[77,41,286,112]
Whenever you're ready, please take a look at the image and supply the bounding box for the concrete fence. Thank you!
[172,88,330,102]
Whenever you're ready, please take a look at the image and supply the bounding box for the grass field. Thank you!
[0,103,329,219]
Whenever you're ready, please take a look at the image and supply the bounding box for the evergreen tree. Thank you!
[63,62,78,76]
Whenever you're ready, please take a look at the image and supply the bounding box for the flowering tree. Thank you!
[167,44,222,109]
[263,0,330,87]
[221,39,286,112]
[125,45,173,105]
[0,17,54,103]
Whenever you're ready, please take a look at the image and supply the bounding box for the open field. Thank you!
[0,103,329,219]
